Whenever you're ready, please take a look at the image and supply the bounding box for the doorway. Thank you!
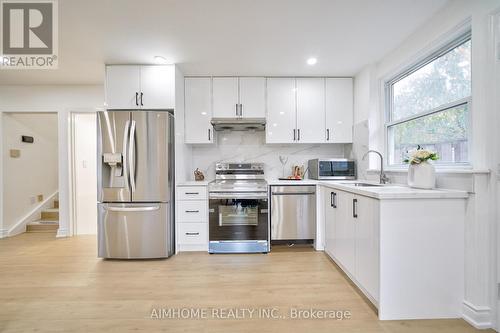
[2,112,59,236]
[70,112,97,235]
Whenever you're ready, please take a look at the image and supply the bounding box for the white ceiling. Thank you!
[0,0,449,85]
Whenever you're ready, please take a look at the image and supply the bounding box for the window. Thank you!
[386,32,471,166]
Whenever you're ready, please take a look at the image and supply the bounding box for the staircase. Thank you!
[26,199,59,233]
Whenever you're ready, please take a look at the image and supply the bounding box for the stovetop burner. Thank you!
[209,162,267,194]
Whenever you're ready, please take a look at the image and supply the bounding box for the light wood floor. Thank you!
[0,233,491,333]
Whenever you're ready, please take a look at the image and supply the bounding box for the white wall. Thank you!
[2,113,58,231]
[352,0,500,329]
[0,85,104,238]
[73,113,97,235]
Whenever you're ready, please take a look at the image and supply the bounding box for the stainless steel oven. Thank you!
[208,163,269,253]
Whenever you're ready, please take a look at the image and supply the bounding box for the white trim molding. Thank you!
[56,227,69,238]
[463,301,493,329]
[0,229,8,239]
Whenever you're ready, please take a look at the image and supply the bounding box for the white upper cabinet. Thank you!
[182,75,353,145]
[184,77,213,144]
[106,66,141,109]
[296,78,326,143]
[212,77,266,118]
[140,66,175,109]
[105,65,175,110]
[212,77,239,118]
[239,77,266,118]
[266,78,296,144]
[325,78,353,143]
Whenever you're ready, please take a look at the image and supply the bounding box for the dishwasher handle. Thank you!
[271,192,316,196]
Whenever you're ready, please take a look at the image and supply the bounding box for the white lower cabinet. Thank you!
[321,185,466,320]
[177,201,208,222]
[324,188,378,301]
[177,223,208,245]
[176,185,208,251]
[353,194,379,301]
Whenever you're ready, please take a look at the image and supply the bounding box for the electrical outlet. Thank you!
[37,194,43,202]
[29,196,36,205]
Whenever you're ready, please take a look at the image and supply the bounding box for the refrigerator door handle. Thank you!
[104,205,160,212]
[128,120,137,192]
[122,120,130,189]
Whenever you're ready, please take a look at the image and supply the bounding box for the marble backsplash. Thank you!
[190,131,349,181]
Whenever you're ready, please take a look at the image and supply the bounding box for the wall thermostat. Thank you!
[21,136,34,143]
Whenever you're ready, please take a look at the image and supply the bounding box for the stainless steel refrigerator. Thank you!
[97,110,175,259]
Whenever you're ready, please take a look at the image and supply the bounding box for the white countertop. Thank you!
[267,179,320,186]
[177,179,468,199]
[176,181,209,186]
[267,179,468,199]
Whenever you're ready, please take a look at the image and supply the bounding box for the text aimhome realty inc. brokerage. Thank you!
[150,307,353,320]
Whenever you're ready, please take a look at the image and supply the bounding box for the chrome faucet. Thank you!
[362,150,390,184]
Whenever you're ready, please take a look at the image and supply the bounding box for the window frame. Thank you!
[384,31,472,168]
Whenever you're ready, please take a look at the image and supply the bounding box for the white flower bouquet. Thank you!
[403,145,439,165]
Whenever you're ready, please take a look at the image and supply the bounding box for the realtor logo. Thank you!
[1,0,58,69]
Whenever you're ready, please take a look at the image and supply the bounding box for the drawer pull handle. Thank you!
[185,232,200,236]
[185,192,199,195]
[185,210,200,213]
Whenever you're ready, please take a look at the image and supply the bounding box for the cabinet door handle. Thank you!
[185,210,200,213]
[208,129,211,141]
[135,92,139,106]
[353,198,358,218]
[185,232,200,236]
[331,192,337,208]
[327,128,330,141]
[239,103,243,117]
[235,103,238,116]
[140,92,144,106]
[297,129,300,141]
[293,129,296,141]
[185,192,199,195]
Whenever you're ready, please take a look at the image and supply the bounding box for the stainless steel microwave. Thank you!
[307,159,356,180]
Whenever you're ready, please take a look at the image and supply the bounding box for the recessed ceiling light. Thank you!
[307,57,317,65]
[154,56,170,64]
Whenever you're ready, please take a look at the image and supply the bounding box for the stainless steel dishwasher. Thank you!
[270,185,316,241]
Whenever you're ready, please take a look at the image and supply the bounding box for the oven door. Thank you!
[208,192,269,253]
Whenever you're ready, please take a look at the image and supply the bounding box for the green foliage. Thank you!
[389,39,471,164]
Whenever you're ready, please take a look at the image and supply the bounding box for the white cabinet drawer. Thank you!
[177,201,207,222]
[177,223,208,245]
[177,186,207,201]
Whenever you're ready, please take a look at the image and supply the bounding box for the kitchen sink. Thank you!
[343,182,383,187]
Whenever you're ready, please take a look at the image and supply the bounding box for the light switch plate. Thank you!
[10,149,20,158]
[37,194,43,202]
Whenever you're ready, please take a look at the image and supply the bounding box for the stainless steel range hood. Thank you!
[211,118,266,131]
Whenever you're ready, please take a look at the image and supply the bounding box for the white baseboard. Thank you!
[8,191,58,237]
[462,300,493,329]
[56,228,68,238]
[0,229,8,238]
